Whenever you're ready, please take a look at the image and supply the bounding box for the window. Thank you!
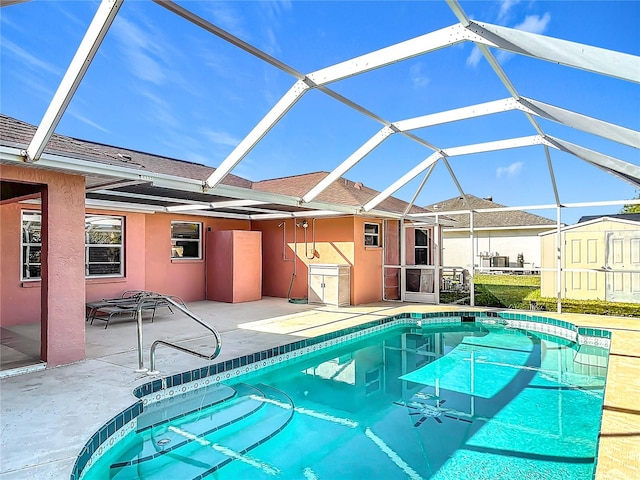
[171,221,202,259]
[85,215,124,276]
[21,211,42,280]
[415,229,431,265]
[21,212,124,280]
[364,222,380,247]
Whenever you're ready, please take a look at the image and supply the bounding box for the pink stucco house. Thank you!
[1,114,441,370]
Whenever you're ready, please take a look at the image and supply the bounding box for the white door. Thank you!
[403,226,437,304]
[605,230,640,302]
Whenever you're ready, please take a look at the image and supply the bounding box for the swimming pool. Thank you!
[74,311,610,480]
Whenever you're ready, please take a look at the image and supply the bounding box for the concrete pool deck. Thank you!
[0,298,638,479]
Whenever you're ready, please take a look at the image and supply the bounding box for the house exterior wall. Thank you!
[353,217,383,305]
[85,209,146,303]
[1,207,251,316]
[1,203,42,326]
[255,219,305,299]
[254,216,385,305]
[1,204,149,324]
[540,220,640,302]
[1,165,85,366]
[0,181,250,366]
[144,214,250,302]
[441,228,546,270]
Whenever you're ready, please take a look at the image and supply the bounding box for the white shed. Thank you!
[540,215,640,303]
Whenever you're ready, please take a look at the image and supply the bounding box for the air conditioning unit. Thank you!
[490,256,509,268]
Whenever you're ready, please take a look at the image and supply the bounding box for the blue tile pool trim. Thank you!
[72,309,612,480]
[70,401,142,480]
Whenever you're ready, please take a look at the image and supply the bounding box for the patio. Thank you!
[0,298,638,479]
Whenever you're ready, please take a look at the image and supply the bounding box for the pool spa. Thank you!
[73,311,611,480]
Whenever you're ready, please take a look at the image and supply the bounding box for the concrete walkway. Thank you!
[0,299,637,479]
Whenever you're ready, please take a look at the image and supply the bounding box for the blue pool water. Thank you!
[83,321,608,479]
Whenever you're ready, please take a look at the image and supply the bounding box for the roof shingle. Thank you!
[1,114,427,216]
[424,194,555,228]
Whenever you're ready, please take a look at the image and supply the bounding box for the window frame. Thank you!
[414,228,432,265]
[85,214,125,278]
[21,211,42,281]
[364,222,381,247]
[170,221,203,260]
[20,211,125,281]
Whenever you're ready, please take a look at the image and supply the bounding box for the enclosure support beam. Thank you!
[556,206,563,314]
[302,126,395,203]
[24,0,123,162]
[434,221,441,305]
[443,135,546,157]
[518,98,640,149]
[205,80,312,189]
[469,210,475,307]
[546,137,640,187]
[400,219,406,302]
[365,152,441,212]
[544,146,561,207]
[393,98,517,131]
[307,24,468,85]
[467,21,640,84]
[402,163,437,218]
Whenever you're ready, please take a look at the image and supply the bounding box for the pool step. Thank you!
[110,384,294,479]
[111,383,265,475]
[137,382,237,432]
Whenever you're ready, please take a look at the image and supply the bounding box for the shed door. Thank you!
[605,230,640,302]
[564,230,604,300]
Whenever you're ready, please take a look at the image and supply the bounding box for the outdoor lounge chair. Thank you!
[86,291,179,329]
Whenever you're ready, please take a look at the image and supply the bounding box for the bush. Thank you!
[528,296,640,317]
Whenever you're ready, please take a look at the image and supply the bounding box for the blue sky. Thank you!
[1,0,639,224]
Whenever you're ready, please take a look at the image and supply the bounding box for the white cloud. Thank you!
[207,3,251,40]
[201,129,240,147]
[466,46,483,68]
[137,90,179,128]
[497,13,551,64]
[409,62,430,88]
[111,16,166,85]
[497,0,520,22]
[0,38,60,76]
[513,13,551,34]
[263,27,281,57]
[496,161,524,178]
[68,112,110,134]
[261,0,293,20]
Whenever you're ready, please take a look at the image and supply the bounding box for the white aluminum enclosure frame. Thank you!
[5,0,639,312]
[23,0,123,163]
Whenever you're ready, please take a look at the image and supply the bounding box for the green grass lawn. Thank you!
[440,274,640,317]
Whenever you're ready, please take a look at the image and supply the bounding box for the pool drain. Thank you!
[156,438,171,446]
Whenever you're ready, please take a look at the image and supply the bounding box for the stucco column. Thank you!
[41,175,86,366]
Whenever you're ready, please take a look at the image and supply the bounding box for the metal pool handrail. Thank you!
[133,294,222,375]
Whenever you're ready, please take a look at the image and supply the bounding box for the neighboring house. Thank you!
[425,194,557,272]
[540,215,640,303]
[0,114,436,367]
